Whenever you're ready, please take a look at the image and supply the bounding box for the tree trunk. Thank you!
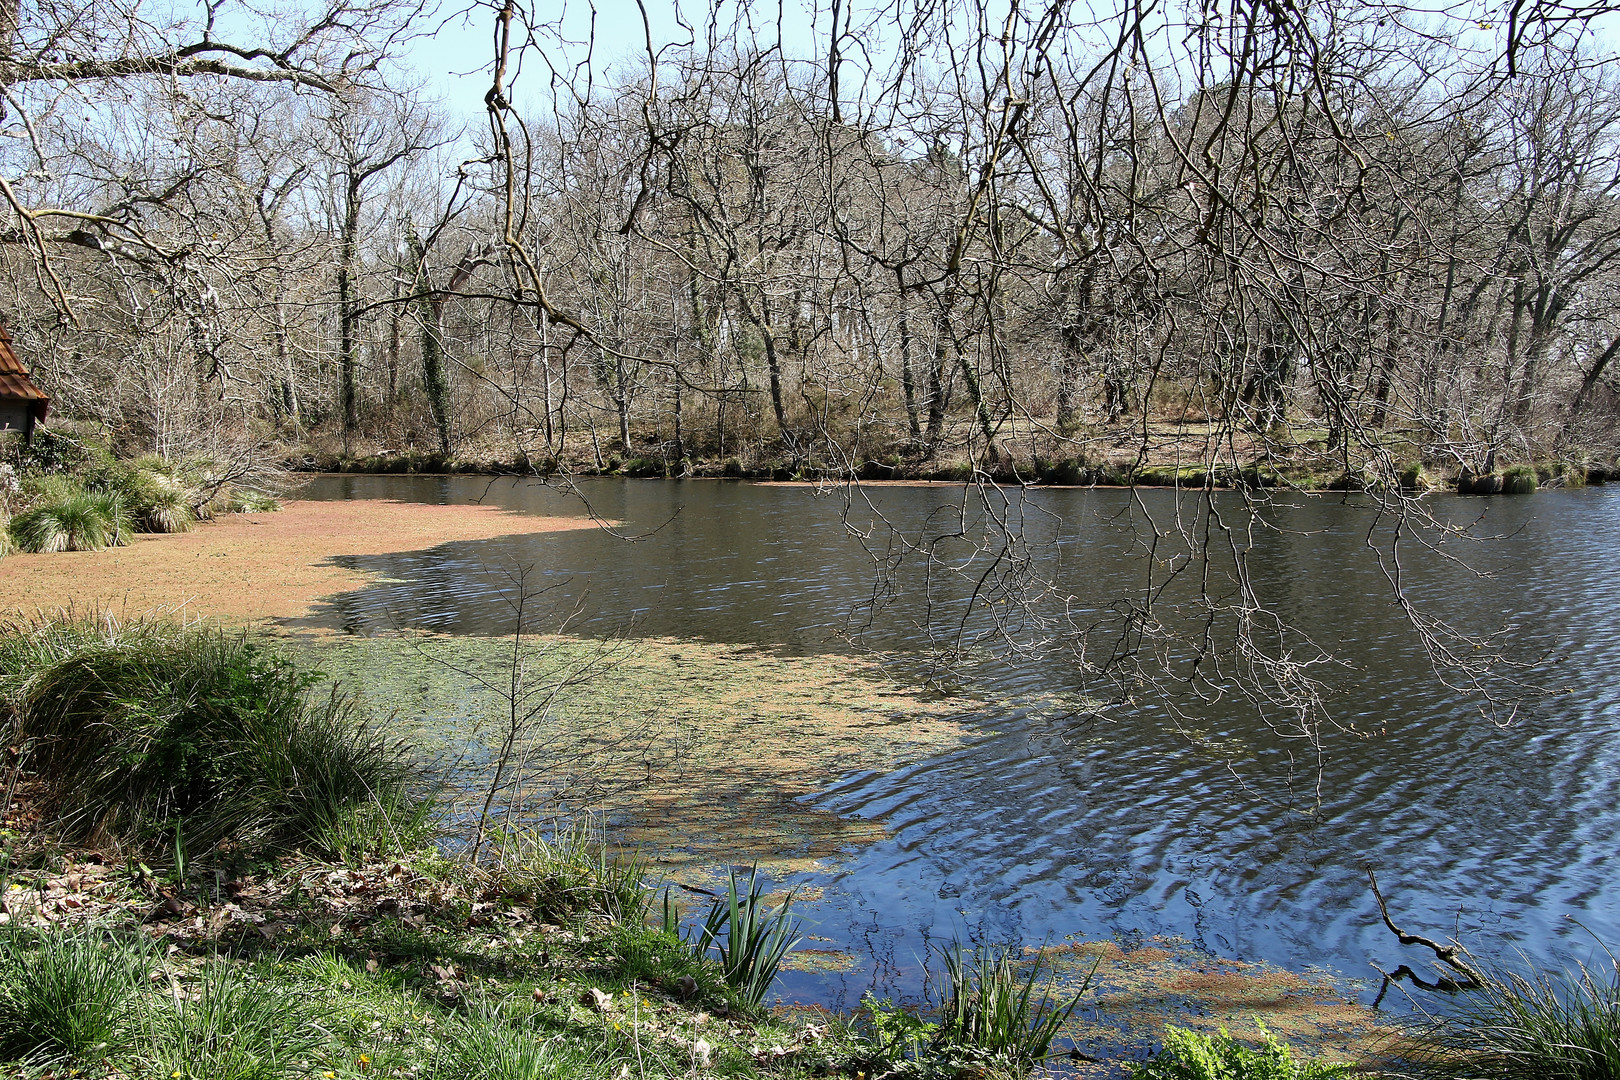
[338,175,362,436]
[897,292,922,444]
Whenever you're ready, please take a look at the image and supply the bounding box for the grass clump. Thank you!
[0,613,430,859]
[428,998,601,1080]
[844,943,1091,1078]
[9,482,131,551]
[1404,955,1620,1080]
[119,467,197,533]
[139,960,324,1080]
[1128,1023,1353,1079]
[0,930,147,1064]
[1501,464,1539,494]
[484,820,648,924]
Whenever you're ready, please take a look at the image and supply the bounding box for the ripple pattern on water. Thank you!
[296,475,1620,1006]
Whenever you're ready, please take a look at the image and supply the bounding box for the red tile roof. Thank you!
[0,326,48,421]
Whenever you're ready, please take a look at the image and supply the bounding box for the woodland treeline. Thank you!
[3,0,1619,481]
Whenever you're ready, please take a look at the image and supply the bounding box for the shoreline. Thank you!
[291,453,1616,495]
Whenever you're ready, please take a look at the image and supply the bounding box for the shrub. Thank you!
[0,614,429,858]
[0,930,147,1063]
[1403,955,1620,1080]
[1128,1023,1353,1079]
[1037,457,1092,486]
[1400,462,1434,491]
[14,428,102,476]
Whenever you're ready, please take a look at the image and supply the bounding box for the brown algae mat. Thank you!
[1038,938,1395,1076]
[0,498,598,623]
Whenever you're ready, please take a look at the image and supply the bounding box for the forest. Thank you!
[2,0,1617,486]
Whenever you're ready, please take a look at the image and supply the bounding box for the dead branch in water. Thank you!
[1367,866,1490,1002]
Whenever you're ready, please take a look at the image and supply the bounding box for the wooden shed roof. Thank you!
[0,326,48,421]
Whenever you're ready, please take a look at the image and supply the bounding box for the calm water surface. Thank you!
[298,475,1620,1012]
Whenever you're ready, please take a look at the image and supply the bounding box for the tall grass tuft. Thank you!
[1405,953,1620,1080]
[428,997,599,1080]
[1502,464,1540,495]
[688,865,801,1011]
[126,472,196,533]
[932,942,1089,1072]
[485,819,647,923]
[0,929,147,1063]
[0,614,429,858]
[9,488,131,551]
[140,959,323,1080]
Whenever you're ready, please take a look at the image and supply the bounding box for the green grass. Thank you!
[0,929,148,1064]
[427,997,603,1080]
[9,484,132,551]
[0,614,430,859]
[483,820,649,925]
[1502,464,1539,495]
[932,941,1088,1073]
[685,866,802,1011]
[1128,1023,1353,1079]
[139,959,325,1080]
[1404,955,1620,1079]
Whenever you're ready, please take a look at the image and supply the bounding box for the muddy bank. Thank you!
[0,498,599,623]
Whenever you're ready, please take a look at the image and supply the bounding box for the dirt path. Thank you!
[0,499,598,624]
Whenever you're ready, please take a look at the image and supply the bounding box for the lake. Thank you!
[294,474,1620,1025]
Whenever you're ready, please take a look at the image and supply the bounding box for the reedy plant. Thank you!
[932,941,1091,1073]
[484,817,647,923]
[9,487,131,551]
[1402,949,1620,1080]
[0,613,428,859]
[139,958,323,1080]
[428,996,601,1080]
[687,865,801,1011]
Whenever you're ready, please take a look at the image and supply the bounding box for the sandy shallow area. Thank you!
[0,499,598,623]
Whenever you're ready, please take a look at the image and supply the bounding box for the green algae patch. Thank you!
[1035,937,1393,1076]
[780,948,862,975]
[278,632,976,868]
